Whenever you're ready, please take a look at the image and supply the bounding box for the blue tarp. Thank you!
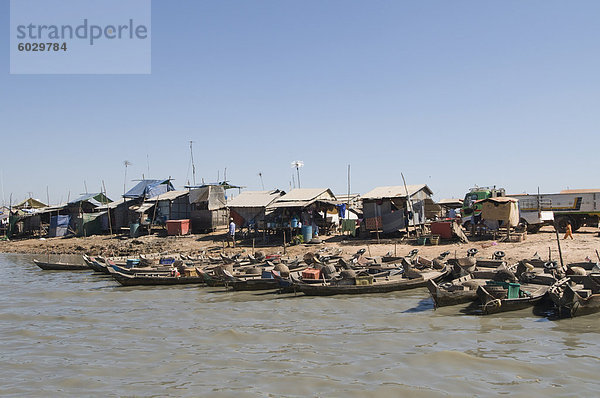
[123,180,175,199]
[50,215,71,237]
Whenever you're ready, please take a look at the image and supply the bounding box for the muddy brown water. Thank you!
[1,253,599,397]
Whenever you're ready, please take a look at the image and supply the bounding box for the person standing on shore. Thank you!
[564,222,574,240]
[227,218,236,247]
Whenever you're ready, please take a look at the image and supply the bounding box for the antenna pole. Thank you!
[347,164,351,219]
[189,141,196,185]
[123,161,132,196]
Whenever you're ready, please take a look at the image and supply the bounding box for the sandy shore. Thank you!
[1,226,598,265]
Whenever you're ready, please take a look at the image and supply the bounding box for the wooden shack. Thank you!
[189,185,228,232]
[267,188,338,235]
[362,185,434,233]
[227,190,285,229]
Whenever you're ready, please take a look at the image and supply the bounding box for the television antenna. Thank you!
[291,160,304,188]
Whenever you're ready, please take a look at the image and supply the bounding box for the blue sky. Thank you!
[1,0,599,205]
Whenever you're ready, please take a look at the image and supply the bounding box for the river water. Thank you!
[1,253,599,397]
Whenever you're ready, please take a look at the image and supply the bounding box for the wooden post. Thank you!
[367,245,371,257]
[347,164,351,236]
[554,221,565,271]
[394,243,397,257]
[283,229,286,254]
[401,172,418,238]
[375,211,380,244]
[102,180,113,236]
[149,194,160,235]
[252,238,255,256]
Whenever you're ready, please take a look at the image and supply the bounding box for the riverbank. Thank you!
[1,226,598,264]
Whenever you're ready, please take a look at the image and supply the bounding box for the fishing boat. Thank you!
[428,274,483,308]
[290,266,449,296]
[33,258,90,271]
[107,266,208,287]
[476,281,551,315]
[83,254,111,274]
[549,274,600,318]
[222,271,281,291]
[107,260,174,275]
[428,264,524,308]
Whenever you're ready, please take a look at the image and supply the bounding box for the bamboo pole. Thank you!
[554,221,565,271]
[401,172,418,238]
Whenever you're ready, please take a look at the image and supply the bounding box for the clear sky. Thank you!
[2,0,599,205]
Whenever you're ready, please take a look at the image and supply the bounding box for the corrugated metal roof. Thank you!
[269,200,313,209]
[362,185,433,200]
[146,190,189,202]
[268,198,338,209]
[228,190,283,208]
[276,188,335,202]
[560,189,600,194]
[135,202,155,213]
[95,199,131,210]
[334,193,361,201]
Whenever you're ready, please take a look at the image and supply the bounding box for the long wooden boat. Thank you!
[476,282,550,315]
[109,262,173,275]
[194,268,226,287]
[291,267,449,296]
[108,267,208,287]
[83,255,111,274]
[428,265,530,308]
[549,274,600,318]
[33,258,91,271]
[428,275,482,308]
[225,277,280,291]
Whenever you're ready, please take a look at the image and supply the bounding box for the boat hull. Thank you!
[33,259,90,271]
[427,279,479,308]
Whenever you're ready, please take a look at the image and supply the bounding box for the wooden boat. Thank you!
[428,264,529,308]
[33,258,90,271]
[476,282,550,315]
[109,261,174,275]
[291,267,449,296]
[107,266,208,286]
[223,275,280,291]
[83,254,111,274]
[428,274,483,308]
[549,274,600,318]
[194,268,226,287]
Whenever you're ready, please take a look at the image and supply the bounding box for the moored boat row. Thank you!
[32,248,600,319]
